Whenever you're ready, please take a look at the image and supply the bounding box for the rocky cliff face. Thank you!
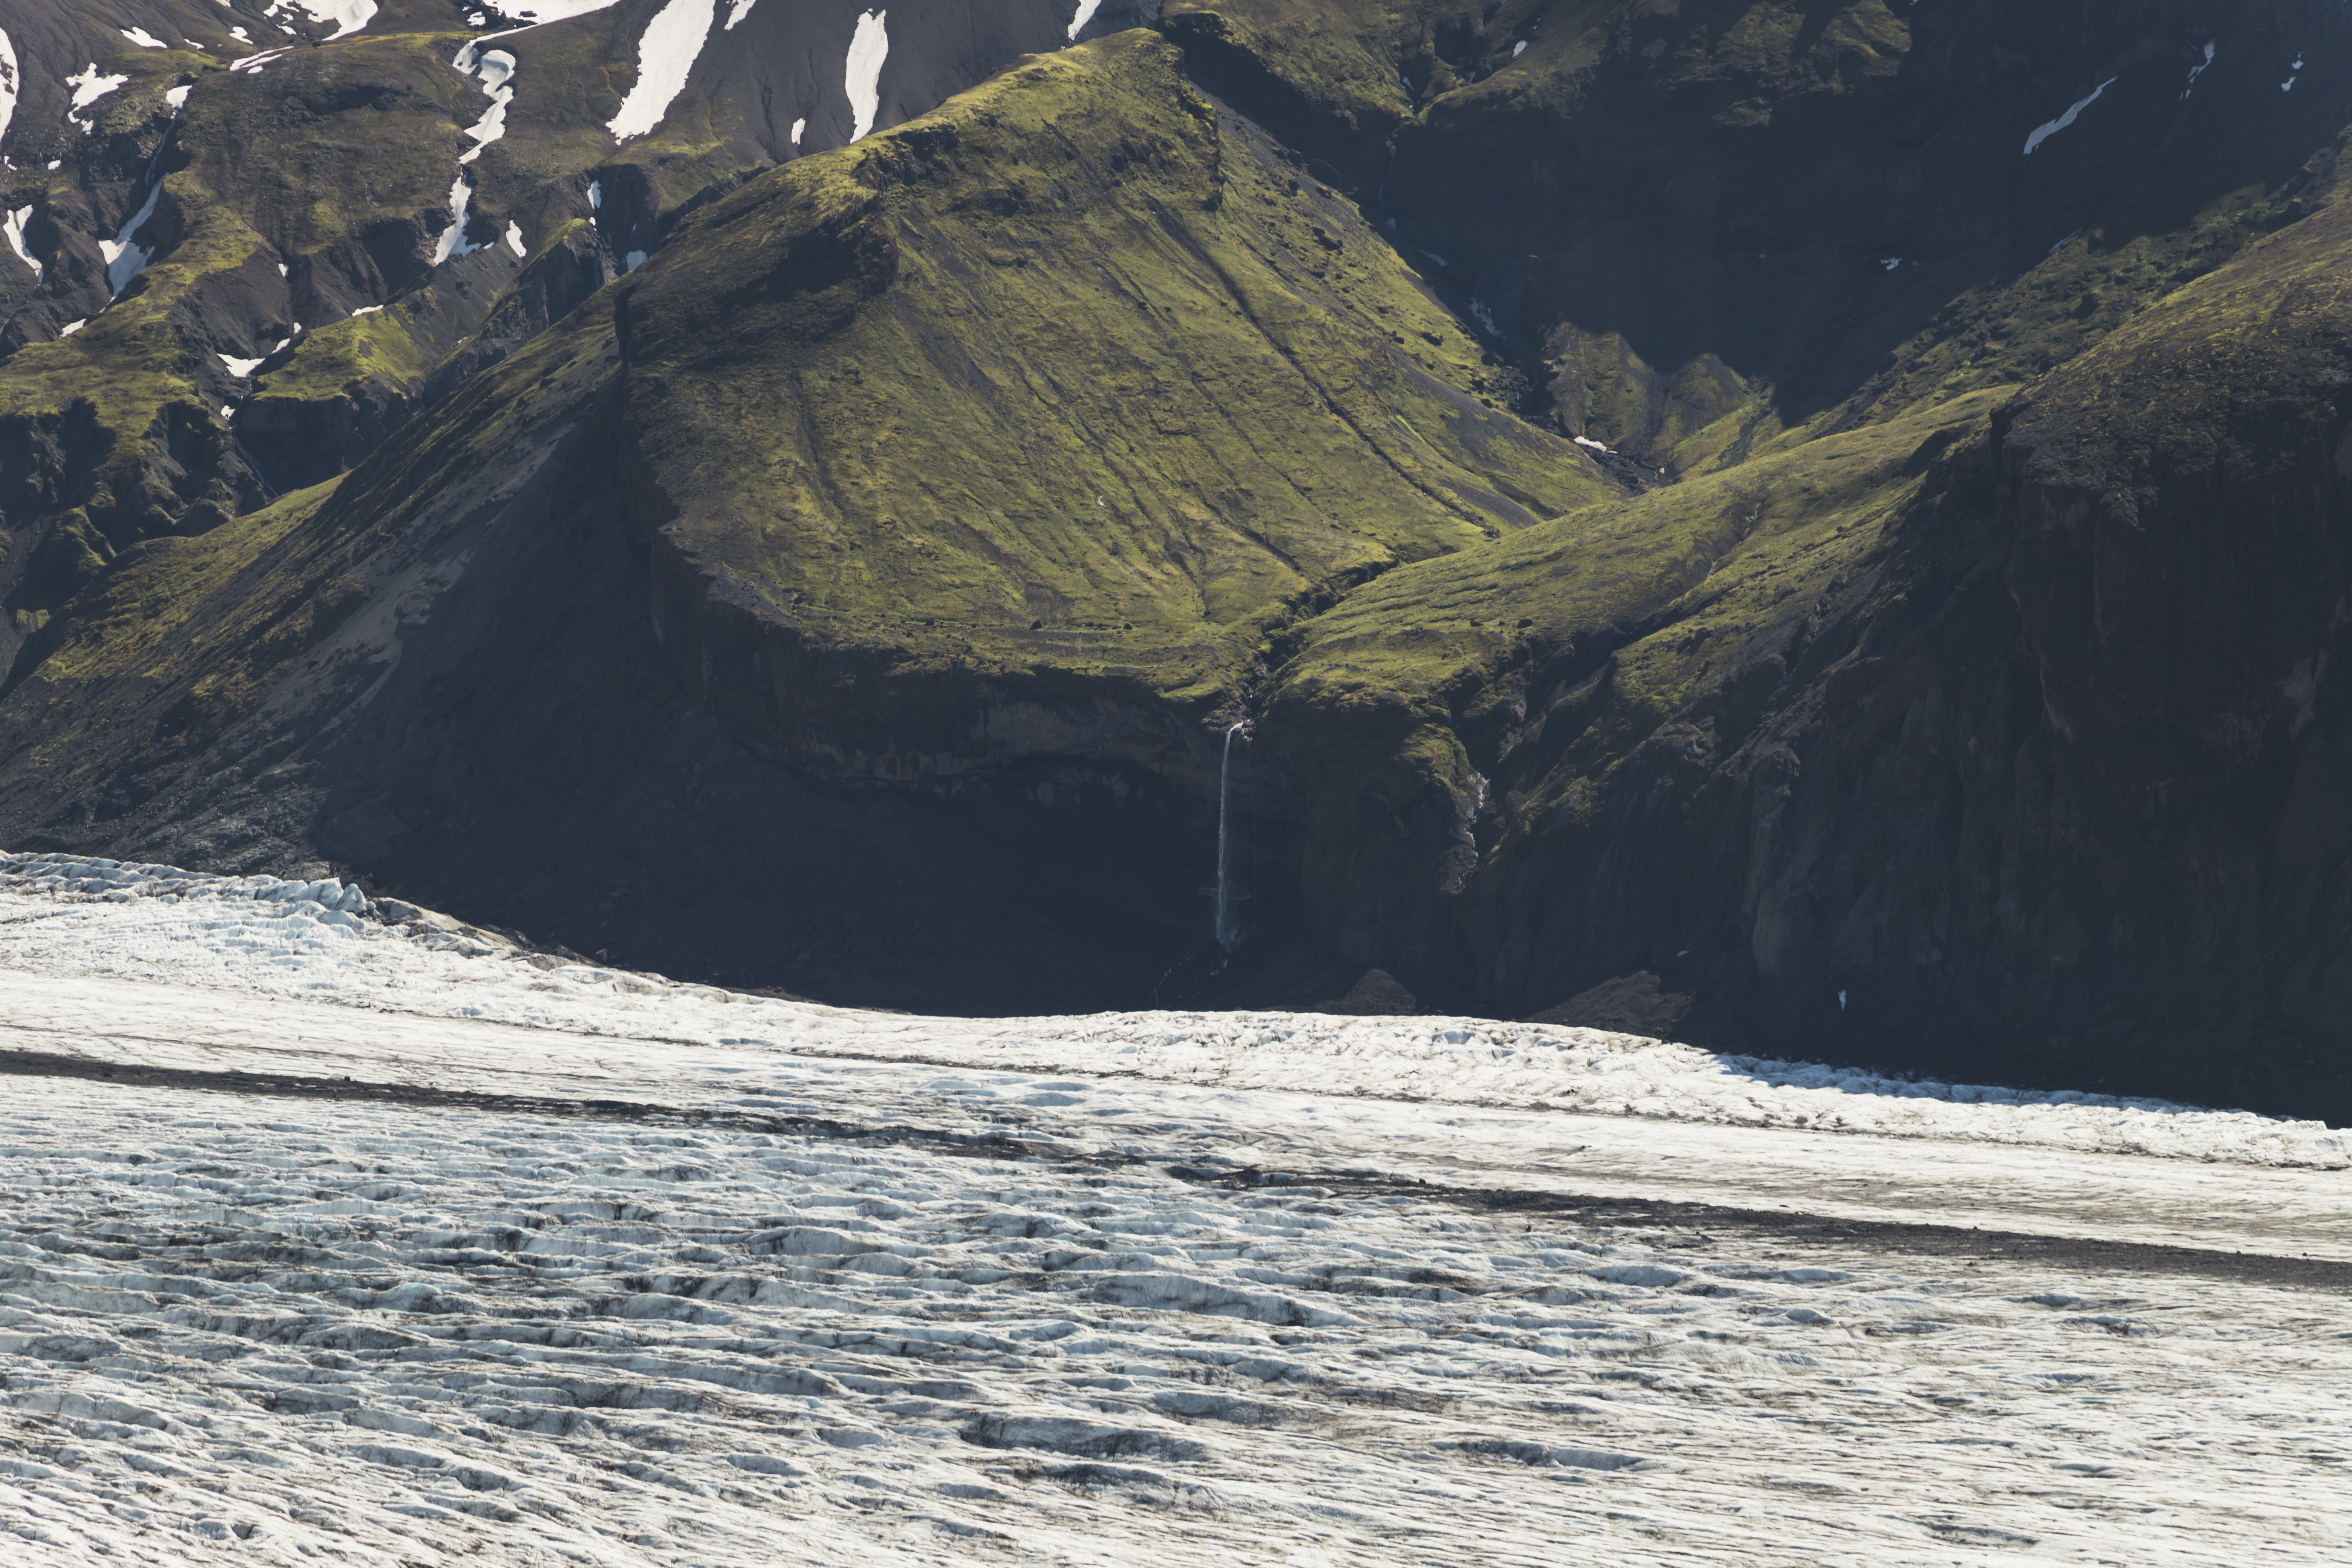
[4,1,2352,1118]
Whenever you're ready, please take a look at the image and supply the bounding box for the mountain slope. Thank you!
[0,26,1611,1010]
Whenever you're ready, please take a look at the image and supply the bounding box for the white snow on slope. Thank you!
[264,0,379,40]
[2183,39,2215,98]
[2023,76,2116,155]
[726,0,760,28]
[790,115,804,146]
[56,317,84,336]
[217,351,263,376]
[165,83,192,110]
[452,46,516,164]
[607,0,715,142]
[2,205,38,284]
[0,28,18,153]
[101,179,164,294]
[846,8,888,141]
[121,26,168,49]
[64,64,129,131]
[504,219,525,255]
[2,856,2351,1565]
[430,176,482,263]
[1067,0,1103,42]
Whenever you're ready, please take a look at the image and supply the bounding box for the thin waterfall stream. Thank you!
[1214,721,1248,950]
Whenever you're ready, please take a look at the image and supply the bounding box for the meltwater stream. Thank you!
[1213,722,1248,949]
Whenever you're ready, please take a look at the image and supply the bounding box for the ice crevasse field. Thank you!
[0,850,2347,1567]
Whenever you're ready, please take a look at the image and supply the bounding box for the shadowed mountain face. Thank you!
[4,1,2352,1119]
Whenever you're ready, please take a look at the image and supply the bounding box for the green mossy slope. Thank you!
[622,30,1608,712]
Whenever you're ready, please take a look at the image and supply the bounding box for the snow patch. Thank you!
[0,30,16,155]
[430,177,482,264]
[1513,39,1527,57]
[64,65,130,131]
[504,219,525,256]
[1066,0,1102,42]
[101,180,164,295]
[2181,40,2215,99]
[2023,77,2116,155]
[586,178,601,210]
[165,84,192,110]
[845,9,888,142]
[608,0,716,142]
[2,204,37,284]
[725,0,759,28]
[350,303,383,315]
[57,318,84,336]
[121,28,169,50]
[263,0,379,40]
[453,46,516,165]
[624,248,647,270]
[1469,298,1498,335]
[1880,256,1901,271]
[790,116,804,147]
[1574,435,1610,452]
[217,352,263,377]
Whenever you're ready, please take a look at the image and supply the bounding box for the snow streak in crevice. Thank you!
[1066,0,1102,42]
[121,27,169,49]
[3,205,39,284]
[608,0,716,142]
[725,0,759,28]
[2182,40,2216,99]
[431,175,483,264]
[2023,77,2116,155]
[452,44,517,164]
[0,29,18,156]
[101,179,164,295]
[846,8,888,141]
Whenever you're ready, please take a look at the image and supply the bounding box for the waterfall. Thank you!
[1214,722,1246,950]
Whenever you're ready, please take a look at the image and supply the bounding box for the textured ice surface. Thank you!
[846,8,888,141]
[1,859,2350,1564]
[608,0,715,142]
[2,853,2340,1174]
